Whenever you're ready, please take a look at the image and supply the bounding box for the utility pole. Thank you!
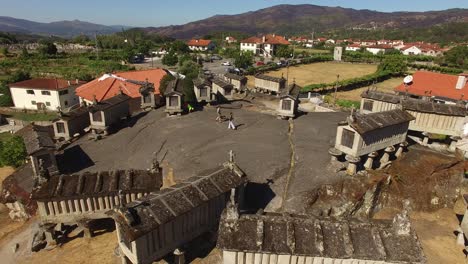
[333,74,340,105]
[94,32,99,60]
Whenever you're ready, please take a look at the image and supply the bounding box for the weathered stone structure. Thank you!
[193,77,212,103]
[224,73,247,92]
[53,105,90,140]
[109,159,247,264]
[217,210,426,264]
[164,79,184,116]
[212,78,234,102]
[254,74,286,94]
[88,93,131,135]
[277,82,301,120]
[138,81,158,110]
[332,109,414,174]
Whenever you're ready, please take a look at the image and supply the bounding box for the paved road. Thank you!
[59,107,347,212]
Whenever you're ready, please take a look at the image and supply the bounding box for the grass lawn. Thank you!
[247,62,378,88]
[8,112,58,121]
[0,132,13,142]
[334,77,404,102]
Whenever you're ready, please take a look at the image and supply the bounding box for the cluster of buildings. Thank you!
[343,40,445,56]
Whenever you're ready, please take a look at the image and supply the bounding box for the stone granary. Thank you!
[53,105,90,141]
[109,158,247,264]
[88,93,131,135]
[459,194,468,244]
[212,78,234,102]
[361,90,468,145]
[137,80,158,110]
[254,74,286,94]
[31,162,162,241]
[193,77,212,103]
[164,79,185,116]
[217,211,425,264]
[16,124,58,178]
[224,73,247,92]
[331,109,414,174]
[277,82,301,120]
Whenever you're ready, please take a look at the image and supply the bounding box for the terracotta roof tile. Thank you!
[187,39,212,47]
[8,78,85,91]
[395,71,468,101]
[75,69,168,102]
[241,35,290,45]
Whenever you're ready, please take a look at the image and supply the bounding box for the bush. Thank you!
[0,135,27,167]
[408,63,463,75]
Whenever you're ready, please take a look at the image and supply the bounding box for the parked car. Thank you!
[222,61,232,66]
[256,61,265,66]
[211,55,223,60]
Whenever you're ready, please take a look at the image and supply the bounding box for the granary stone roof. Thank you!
[255,74,286,83]
[56,105,89,121]
[109,161,246,242]
[345,109,415,134]
[217,212,425,263]
[361,90,401,104]
[402,98,468,117]
[165,79,184,95]
[212,78,233,89]
[193,77,211,87]
[224,73,247,82]
[16,124,55,155]
[281,82,302,99]
[88,93,130,112]
[31,169,162,202]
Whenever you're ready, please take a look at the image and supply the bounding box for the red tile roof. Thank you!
[75,69,168,102]
[395,71,468,101]
[367,44,393,49]
[187,39,212,47]
[241,35,290,45]
[8,78,86,91]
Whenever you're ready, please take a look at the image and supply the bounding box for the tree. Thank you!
[159,74,175,96]
[234,51,254,69]
[38,41,58,55]
[275,45,293,58]
[0,47,8,57]
[378,56,407,75]
[443,46,468,69]
[170,40,190,54]
[0,70,31,107]
[162,51,178,66]
[20,47,29,58]
[0,136,27,167]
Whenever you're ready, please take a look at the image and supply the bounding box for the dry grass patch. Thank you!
[335,77,404,101]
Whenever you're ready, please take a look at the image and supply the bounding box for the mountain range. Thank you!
[0,16,127,37]
[0,4,467,39]
[141,4,468,39]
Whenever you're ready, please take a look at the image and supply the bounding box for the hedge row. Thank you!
[302,70,396,92]
[408,63,463,75]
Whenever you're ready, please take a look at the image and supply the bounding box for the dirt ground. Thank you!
[334,77,404,101]
[375,207,467,264]
[247,62,377,88]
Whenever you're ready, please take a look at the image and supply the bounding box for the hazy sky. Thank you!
[1,0,467,27]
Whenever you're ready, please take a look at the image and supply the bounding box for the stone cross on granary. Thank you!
[229,150,235,163]
[150,154,161,174]
[37,159,49,185]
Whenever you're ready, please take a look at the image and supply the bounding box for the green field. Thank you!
[6,112,58,121]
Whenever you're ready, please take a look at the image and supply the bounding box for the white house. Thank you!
[187,39,215,51]
[345,43,361,52]
[401,45,422,56]
[366,45,394,55]
[240,34,290,57]
[9,78,85,111]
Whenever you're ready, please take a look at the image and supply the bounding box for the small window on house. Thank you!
[143,94,152,104]
[363,100,374,111]
[56,122,65,133]
[169,96,179,107]
[31,100,36,105]
[341,129,355,149]
[26,90,35,95]
[59,90,69,95]
[45,102,51,106]
[41,91,51,95]
[92,111,102,122]
[224,88,232,96]
[282,99,292,110]
[200,88,207,97]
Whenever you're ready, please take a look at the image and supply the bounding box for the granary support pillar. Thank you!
[395,142,408,158]
[328,148,343,162]
[345,155,360,175]
[449,136,461,152]
[364,152,378,170]
[422,132,430,146]
[380,146,395,165]
[174,248,185,264]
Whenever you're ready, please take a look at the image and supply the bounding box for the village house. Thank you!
[331,109,414,174]
[212,78,234,102]
[345,43,361,52]
[187,39,215,51]
[53,105,90,140]
[394,71,468,104]
[8,78,85,111]
[88,93,131,135]
[254,74,286,94]
[164,78,185,116]
[217,207,425,264]
[277,82,301,120]
[223,73,247,92]
[354,40,377,47]
[193,77,212,103]
[365,44,395,55]
[31,162,162,242]
[16,124,58,179]
[76,69,168,113]
[109,156,247,264]
[400,45,422,56]
[225,36,237,44]
[240,34,290,57]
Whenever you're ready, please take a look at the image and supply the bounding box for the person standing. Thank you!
[228,112,236,130]
[216,106,222,122]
